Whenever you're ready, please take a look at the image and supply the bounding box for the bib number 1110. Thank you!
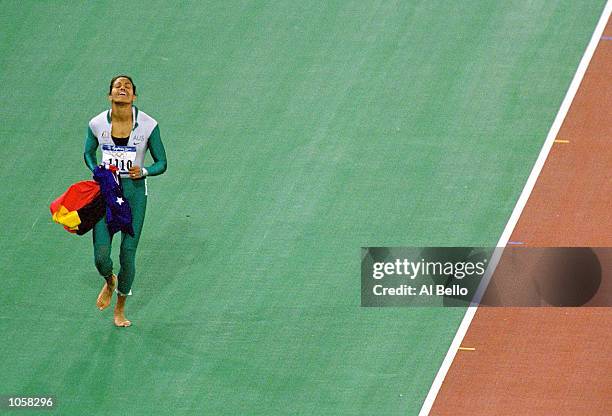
[108,159,133,171]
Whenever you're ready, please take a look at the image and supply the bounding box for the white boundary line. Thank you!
[418,2,612,415]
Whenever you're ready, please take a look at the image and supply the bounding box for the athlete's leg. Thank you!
[114,179,147,326]
[93,217,116,310]
[93,217,113,276]
[116,179,147,295]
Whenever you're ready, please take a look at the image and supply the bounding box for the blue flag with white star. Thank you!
[93,164,134,237]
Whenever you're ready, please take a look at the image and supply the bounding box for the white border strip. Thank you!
[418,2,612,415]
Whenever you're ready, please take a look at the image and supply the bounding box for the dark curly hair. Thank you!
[109,75,136,95]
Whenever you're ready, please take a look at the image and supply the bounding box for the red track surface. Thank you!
[430,16,612,416]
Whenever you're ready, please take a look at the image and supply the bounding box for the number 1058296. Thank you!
[4,396,55,408]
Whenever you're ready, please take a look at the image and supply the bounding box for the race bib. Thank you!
[102,144,137,174]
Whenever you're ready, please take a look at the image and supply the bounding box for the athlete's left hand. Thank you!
[128,165,143,179]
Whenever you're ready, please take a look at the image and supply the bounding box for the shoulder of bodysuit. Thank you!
[135,109,158,136]
[88,110,109,132]
[136,109,158,128]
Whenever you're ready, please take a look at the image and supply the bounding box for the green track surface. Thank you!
[0,1,605,415]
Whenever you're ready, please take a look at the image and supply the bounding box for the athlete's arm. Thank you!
[84,126,98,172]
[145,125,167,176]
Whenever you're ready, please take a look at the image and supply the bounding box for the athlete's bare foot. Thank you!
[114,294,131,327]
[96,274,117,311]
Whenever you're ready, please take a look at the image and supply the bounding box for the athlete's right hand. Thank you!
[128,165,143,180]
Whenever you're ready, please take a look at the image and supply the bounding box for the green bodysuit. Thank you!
[84,106,167,295]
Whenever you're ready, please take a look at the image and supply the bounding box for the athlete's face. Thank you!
[109,77,136,104]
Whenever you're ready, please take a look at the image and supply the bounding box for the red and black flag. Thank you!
[49,181,105,235]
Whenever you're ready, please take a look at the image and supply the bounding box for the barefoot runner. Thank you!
[84,75,167,327]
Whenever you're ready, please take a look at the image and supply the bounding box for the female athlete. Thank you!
[83,75,167,327]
